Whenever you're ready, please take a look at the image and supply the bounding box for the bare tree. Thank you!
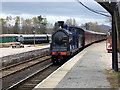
[0,15,50,34]
[0,18,7,34]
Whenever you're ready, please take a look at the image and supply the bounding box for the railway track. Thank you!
[1,55,53,90]
[1,47,80,90]
[7,63,59,90]
[1,56,50,78]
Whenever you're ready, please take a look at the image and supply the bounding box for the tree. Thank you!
[81,22,105,33]
[66,18,77,27]
[38,15,43,23]
[42,17,47,34]
[13,22,19,34]
[54,22,59,32]
[25,19,33,34]
[0,16,13,34]
[33,17,39,28]
[32,17,39,34]
[0,15,51,34]
[0,18,7,34]
[72,18,77,27]
[21,18,26,34]
[12,16,20,34]
[66,18,72,26]
[84,23,90,30]
[37,15,47,34]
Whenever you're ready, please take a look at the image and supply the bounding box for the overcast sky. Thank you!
[1,0,111,26]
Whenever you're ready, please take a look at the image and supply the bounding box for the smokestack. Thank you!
[58,21,64,28]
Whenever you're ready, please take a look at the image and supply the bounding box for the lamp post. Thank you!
[33,31,35,47]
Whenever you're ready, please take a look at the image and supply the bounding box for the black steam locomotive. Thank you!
[50,21,107,64]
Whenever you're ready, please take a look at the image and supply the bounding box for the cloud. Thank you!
[1,13,110,26]
[1,1,111,26]
[1,0,80,2]
[1,0,100,2]
[1,13,37,19]
[46,15,109,25]
[2,2,110,18]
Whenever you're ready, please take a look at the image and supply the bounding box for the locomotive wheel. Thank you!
[58,60,64,65]
[57,56,65,65]
[51,56,57,64]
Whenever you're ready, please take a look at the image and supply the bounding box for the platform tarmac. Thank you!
[0,44,50,58]
[34,41,113,89]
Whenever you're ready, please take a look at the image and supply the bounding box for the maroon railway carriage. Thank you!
[84,29,107,46]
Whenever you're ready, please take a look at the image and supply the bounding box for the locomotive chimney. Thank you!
[58,21,64,28]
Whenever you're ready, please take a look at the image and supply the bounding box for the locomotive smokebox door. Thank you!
[58,21,64,28]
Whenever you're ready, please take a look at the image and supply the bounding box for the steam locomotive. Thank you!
[50,21,107,64]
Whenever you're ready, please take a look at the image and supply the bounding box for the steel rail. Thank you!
[6,63,53,90]
[1,57,51,79]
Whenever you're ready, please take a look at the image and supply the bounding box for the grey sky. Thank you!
[1,0,111,26]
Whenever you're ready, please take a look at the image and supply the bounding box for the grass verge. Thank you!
[104,69,120,88]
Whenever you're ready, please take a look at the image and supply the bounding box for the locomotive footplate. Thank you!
[70,48,79,55]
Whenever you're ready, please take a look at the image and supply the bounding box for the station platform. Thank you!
[0,44,50,67]
[34,41,112,89]
[0,44,50,58]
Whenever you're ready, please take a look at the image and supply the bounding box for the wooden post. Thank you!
[112,4,118,72]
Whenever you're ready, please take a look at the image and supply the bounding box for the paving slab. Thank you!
[34,41,112,89]
[56,41,111,88]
